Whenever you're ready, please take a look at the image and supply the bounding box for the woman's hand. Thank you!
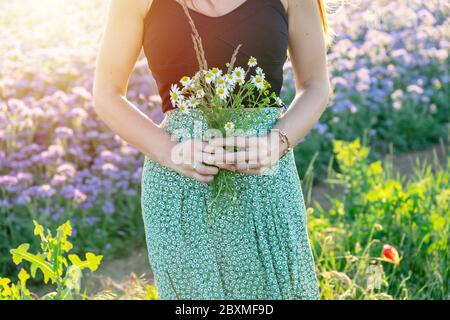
[207,132,289,175]
[159,138,235,183]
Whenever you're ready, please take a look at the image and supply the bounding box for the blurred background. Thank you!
[0,0,448,299]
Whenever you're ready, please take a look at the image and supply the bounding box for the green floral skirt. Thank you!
[141,107,320,300]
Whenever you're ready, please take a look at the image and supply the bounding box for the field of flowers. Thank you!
[288,0,449,179]
[0,0,449,299]
[312,140,448,299]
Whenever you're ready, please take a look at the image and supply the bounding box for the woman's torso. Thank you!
[142,0,289,113]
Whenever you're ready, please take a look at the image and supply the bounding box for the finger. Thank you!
[201,148,226,165]
[260,155,275,166]
[214,163,237,172]
[222,151,248,163]
[208,136,260,148]
[233,163,261,172]
[199,151,218,165]
[192,172,214,183]
[220,148,261,164]
[196,140,218,153]
[196,152,236,171]
[202,143,217,154]
[188,140,217,157]
[193,162,219,176]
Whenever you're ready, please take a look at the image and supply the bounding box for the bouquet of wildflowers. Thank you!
[169,55,284,137]
[173,1,285,218]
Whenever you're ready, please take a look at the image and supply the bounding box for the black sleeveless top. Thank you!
[143,0,289,113]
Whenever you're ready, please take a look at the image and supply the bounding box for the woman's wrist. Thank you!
[272,128,293,159]
[279,138,290,159]
[157,141,175,168]
[143,129,177,167]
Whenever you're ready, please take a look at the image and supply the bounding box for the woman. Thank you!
[93,0,331,300]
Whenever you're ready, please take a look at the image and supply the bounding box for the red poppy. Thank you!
[382,244,401,265]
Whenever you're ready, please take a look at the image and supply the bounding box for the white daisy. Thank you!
[216,86,229,100]
[211,67,223,80]
[187,96,199,108]
[224,121,235,131]
[251,74,265,90]
[233,67,246,82]
[170,84,183,107]
[215,75,227,87]
[178,101,190,113]
[224,73,237,86]
[248,56,258,67]
[180,76,193,88]
[274,96,284,106]
[255,67,265,77]
[236,77,245,86]
[204,71,214,84]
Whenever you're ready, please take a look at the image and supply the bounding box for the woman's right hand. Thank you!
[159,139,234,184]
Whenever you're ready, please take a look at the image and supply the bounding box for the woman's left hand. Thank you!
[206,132,289,175]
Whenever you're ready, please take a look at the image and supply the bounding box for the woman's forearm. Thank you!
[93,89,175,164]
[273,82,331,148]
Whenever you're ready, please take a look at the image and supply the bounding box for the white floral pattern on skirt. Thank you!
[141,107,320,300]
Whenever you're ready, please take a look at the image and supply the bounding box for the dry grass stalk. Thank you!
[178,0,208,70]
[177,1,242,95]
[227,43,243,73]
